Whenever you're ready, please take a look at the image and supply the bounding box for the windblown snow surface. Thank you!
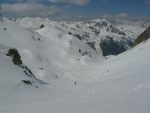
[0,18,150,113]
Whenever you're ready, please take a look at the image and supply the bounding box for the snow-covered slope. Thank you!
[0,18,150,113]
[0,18,103,83]
[16,17,147,56]
[16,17,50,30]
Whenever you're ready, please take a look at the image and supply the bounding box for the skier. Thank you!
[75,81,77,85]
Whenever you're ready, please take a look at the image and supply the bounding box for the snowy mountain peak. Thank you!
[91,18,109,23]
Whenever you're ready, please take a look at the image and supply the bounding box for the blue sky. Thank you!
[0,0,150,18]
[65,0,150,17]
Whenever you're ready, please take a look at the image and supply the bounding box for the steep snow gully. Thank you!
[0,18,150,113]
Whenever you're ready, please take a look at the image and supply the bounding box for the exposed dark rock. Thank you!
[82,34,90,39]
[86,42,96,51]
[95,22,107,28]
[94,30,100,35]
[6,48,47,87]
[76,25,81,28]
[40,24,45,29]
[3,28,7,30]
[31,34,41,42]
[134,26,150,46]
[73,34,84,40]
[89,26,99,35]
[78,49,92,57]
[82,51,88,56]
[106,25,126,36]
[7,48,22,66]
[6,48,36,78]
[89,26,95,31]
[100,37,127,56]
[79,49,81,53]
[37,37,41,41]
[69,32,90,41]
[68,32,72,35]
[22,80,32,85]
[23,66,36,78]
[38,67,44,70]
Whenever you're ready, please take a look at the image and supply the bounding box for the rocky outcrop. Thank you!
[134,26,150,46]
[100,37,133,56]
[6,48,47,87]
[7,48,22,66]
[40,24,45,29]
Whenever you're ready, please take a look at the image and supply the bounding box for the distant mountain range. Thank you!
[16,17,148,56]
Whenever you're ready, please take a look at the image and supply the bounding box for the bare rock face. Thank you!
[100,36,132,56]
[134,26,150,46]
[6,48,38,87]
[40,24,45,29]
[7,48,22,66]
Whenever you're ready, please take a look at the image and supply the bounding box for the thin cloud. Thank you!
[49,0,90,6]
[145,0,150,4]
[102,13,149,27]
[1,3,61,17]
[116,13,128,18]
[0,0,40,3]
[7,0,91,5]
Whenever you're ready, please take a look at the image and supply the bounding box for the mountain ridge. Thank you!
[134,26,150,46]
[16,17,147,56]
